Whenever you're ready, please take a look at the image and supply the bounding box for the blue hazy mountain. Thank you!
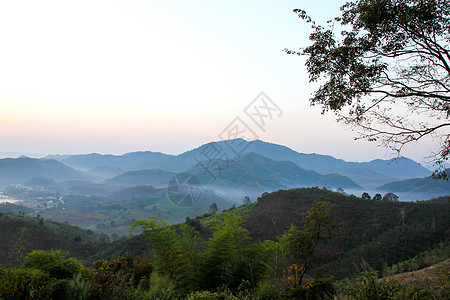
[187,152,360,191]
[377,173,450,197]
[58,151,172,171]
[0,157,90,184]
[155,139,431,187]
[44,139,431,188]
[243,140,431,187]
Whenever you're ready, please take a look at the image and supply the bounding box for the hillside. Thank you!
[36,184,233,236]
[0,212,107,267]
[0,157,90,185]
[384,259,450,293]
[89,187,450,281]
[107,185,162,201]
[245,188,450,279]
[188,152,360,192]
[106,169,175,187]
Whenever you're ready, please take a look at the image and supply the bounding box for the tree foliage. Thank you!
[130,217,182,282]
[130,216,204,290]
[23,250,84,280]
[201,214,266,291]
[361,192,372,200]
[382,192,400,202]
[280,201,343,286]
[373,193,383,201]
[287,0,450,177]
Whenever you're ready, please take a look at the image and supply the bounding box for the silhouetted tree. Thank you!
[287,0,450,178]
[361,192,371,200]
[383,193,399,202]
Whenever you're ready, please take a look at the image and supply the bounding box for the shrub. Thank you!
[251,280,283,300]
[343,270,401,300]
[0,267,55,299]
[89,254,153,299]
[66,273,92,300]
[439,269,450,299]
[23,250,84,280]
[145,272,177,300]
[285,278,336,300]
[185,290,237,300]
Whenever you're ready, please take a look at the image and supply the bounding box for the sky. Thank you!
[0,0,438,163]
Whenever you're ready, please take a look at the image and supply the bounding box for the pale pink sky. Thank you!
[0,0,438,163]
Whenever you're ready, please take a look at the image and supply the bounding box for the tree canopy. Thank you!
[280,201,342,286]
[287,0,450,177]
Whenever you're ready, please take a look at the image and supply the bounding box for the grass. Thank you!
[383,259,450,294]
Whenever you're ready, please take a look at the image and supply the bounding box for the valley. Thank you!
[0,139,447,238]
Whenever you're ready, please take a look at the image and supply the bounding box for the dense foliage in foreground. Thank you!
[0,210,448,298]
[1,188,449,299]
[1,247,449,299]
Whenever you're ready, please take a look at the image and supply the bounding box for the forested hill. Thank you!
[1,188,447,285]
[89,187,450,280]
[0,212,108,267]
[244,188,450,278]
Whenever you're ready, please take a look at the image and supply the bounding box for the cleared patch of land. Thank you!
[384,259,449,292]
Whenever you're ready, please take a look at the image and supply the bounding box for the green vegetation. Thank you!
[0,212,106,244]
[385,241,450,276]
[0,212,107,267]
[0,251,155,300]
[1,187,449,298]
[280,201,343,285]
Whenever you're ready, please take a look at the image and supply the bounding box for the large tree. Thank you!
[287,0,450,178]
[280,201,342,286]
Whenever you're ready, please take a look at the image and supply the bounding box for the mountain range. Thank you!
[46,139,431,187]
[0,139,445,199]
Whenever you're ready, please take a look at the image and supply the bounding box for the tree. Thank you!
[202,215,266,291]
[287,0,450,178]
[130,217,182,281]
[130,217,204,290]
[280,201,343,286]
[209,202,218,215]
[373,193,382,201]
[243,196,252,205]
[361,192,371,200]
[382,192,399,202]
[23,250,83,280]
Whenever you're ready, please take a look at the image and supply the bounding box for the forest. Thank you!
[0,187,449,299]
